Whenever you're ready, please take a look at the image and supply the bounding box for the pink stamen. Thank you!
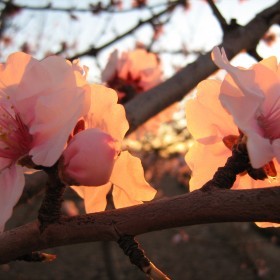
[0,105,32,162]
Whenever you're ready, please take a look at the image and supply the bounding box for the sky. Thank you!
[1,0,279,82]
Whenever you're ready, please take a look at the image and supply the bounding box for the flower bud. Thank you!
[60,128,118,186]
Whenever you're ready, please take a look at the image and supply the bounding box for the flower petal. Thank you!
[110,151,156,205]
[0,165,25,232]
[0,158,12,170]
[185,141,230,191]
[0,53,91,167]
[246,130,274,168]
[220,74,263,130]
[127,49,162,90]
[212,47,264,131]
[102,49,162,92]
[252,63,280,118]
[186,79,238,144]
[71,183,111,213]
[113,185,142,209]
[0,52,35,90]
[101,50,119,83]
[259,56,278,72]
[29,84,91,166]
[85,84,129,142]
[272,139,280,164]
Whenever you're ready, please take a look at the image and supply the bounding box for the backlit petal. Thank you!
[0,165,24,232]
[29,85,91,166]
[186,79,237,144]
[246,130,274,168]
[110,151,156,204]
[71,183,111,213]
[85,84,129,142]
[113,186,142,209]
[185,141,230,191]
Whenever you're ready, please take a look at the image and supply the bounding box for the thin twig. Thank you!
[67,2,177,60]
[206,0,228,32]
[0,0,176,14]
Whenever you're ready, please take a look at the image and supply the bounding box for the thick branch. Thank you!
[1,187,280,264]
[125,0,280,133]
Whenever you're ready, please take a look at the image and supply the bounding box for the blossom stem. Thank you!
[202,141,267,191]
[38,163,66,231]
[118,235,170,279]
[203,148,250,190]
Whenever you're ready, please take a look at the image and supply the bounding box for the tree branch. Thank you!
[124,0,280,133]
[1,186,280,264]
[0,0,172,14]
[206,0,228,32]
[67,2,178,59]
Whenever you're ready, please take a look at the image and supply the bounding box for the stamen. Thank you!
[0,105,32,162]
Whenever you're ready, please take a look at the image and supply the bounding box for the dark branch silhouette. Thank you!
[0,0,175,14]
[66,2,178,59]
[124,0,280,133]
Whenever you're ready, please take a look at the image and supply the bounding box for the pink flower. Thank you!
[66,84,156,213]
[185,48,280,227]
[212,47,280,169]
[185,79,275,190]
[102,48,177,140]
[0,52,90,231]
[101,49,162,102]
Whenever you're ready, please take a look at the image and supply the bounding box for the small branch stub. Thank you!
[118,235,170,279]
[16,252,56,263]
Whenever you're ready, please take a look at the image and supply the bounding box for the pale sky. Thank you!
[1,0,279,82]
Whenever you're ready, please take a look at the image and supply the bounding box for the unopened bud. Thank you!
[60,128,118,186]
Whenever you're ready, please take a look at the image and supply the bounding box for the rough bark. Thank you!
[1,187,280,264]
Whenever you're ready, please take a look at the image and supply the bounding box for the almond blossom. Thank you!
[62,84,156,213]
[101,48,162,102]
[0,52,90,231]
[185,47,280,227]
[212,47,280,169]
[102,48,177,148]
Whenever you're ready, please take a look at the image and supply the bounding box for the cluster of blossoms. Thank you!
[0,52,156,231]
[186,47,280,227]
[62,84,156,213]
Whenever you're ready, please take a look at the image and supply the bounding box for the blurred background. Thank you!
[0,0,280,279]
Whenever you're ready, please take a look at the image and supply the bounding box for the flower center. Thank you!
[222,132,277,180]
[258,110,280,140]
[0,105,32,162]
